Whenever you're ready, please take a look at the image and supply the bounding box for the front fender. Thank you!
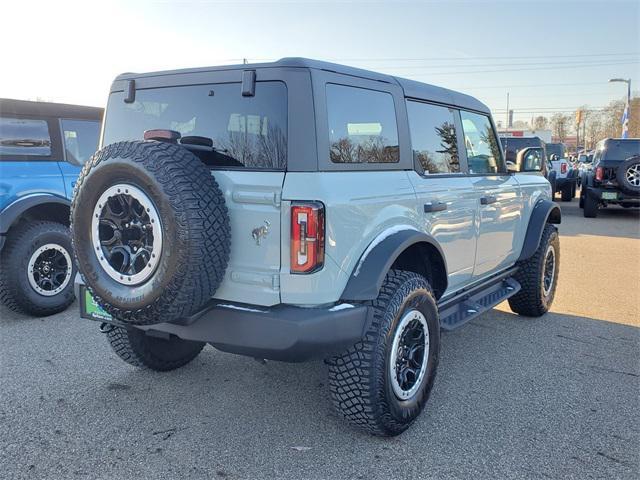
[0,193,71,234]
[518,199,561,262]
[340,229,447,301]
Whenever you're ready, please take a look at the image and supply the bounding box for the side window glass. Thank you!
[327,84,399,164]
[406,101,460,174]
[0,117,52,157]
[460,111,504,174]
[62,119,101,165]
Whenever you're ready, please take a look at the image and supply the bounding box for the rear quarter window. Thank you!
[103,82,287,170]
[62,119,101,165]
[326,84,399,164]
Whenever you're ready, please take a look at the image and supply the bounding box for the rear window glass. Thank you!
[500,137,545,163]
[0,117,52,156]
[601,140,640,161]
[103,82,287,169]
[62,119,101,165]
[327,84,399,164]
[545,143,565,158]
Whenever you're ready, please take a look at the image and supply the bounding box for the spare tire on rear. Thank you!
[71,141,230,325]
[616,155,640,195]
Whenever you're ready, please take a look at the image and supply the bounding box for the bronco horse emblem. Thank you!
[251,221,271,245]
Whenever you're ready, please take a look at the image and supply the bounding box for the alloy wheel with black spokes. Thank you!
[27,243,73,296]
[390,309,430,400]
[91,183,163,286]
[542,244,556,298]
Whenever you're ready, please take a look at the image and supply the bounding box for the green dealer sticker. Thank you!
[84,289,112,321]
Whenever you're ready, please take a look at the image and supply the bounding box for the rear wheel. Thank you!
[327,270,440,436]
[560,183,573,202]
[583,191,598,218]
[106,326,205,371]
[0,221,75,316]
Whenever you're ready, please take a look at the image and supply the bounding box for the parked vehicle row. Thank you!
[0,99,102,315]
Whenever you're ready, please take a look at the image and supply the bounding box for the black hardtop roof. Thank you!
[0,98,103,120]
[114,57,490,114]
[598,137,640,145]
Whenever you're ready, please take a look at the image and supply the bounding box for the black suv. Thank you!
[580,138,640,217]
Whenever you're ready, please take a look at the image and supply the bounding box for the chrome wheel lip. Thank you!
[91,183,162,286]
[626,164,640,187]
[389,309,430,400]
[542,244,556,297]
[27,243,72,296]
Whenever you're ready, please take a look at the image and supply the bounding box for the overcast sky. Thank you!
[2,0,638,123]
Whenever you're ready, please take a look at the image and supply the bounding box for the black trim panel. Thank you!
[517,199,561,262]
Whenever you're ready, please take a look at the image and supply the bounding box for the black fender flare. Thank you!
[340,229,447,301]
[518,199,561,262]
[0,193,71,234]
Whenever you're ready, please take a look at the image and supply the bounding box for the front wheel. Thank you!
[327,270,440,436]
[509,224,559,317]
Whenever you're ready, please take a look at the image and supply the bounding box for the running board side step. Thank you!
[437,277,521,330]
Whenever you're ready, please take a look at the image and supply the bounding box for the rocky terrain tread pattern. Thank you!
[508,224,559,317]
[327,270,438,436]
[106,326,205,371]
[71,141,230,325]
[0,221,74,316]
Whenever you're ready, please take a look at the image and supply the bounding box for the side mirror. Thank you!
[516,147,544,173]
[506,161,519,173]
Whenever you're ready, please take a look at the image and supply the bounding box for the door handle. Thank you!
[480,196,498,205]
[424,202,448,213]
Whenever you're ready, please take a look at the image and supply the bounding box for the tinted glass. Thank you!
[327,84,399,164]
[104,82,287,169]
[545,143,566,158]
[62,119,101,165]
[500,136,545,163]
[602,139,640,161]
[0,117,51,156]
[407,101,460,174]
[460,111,503,174]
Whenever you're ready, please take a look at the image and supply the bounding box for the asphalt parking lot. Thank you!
[1,199,639,480]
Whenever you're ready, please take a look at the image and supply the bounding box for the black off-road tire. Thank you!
[508,224,559,317]
[583,191,598,218]
[106,326,205,371]
[560,183,573,202]
[616,156,640,195]
[71,141,231,325]
[0,221,76,316]
[327,270,440,436]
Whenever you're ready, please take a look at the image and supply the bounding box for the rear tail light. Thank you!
[291,202,325,274]
[560,162,567,174]
[595,166,604,181]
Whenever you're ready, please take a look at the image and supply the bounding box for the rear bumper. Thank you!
[585,187,640,204]
[75,276,371,362]
[555,174,577,188]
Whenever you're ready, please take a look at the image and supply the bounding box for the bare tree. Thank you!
[551,113,571,142]
[533,116,548,130]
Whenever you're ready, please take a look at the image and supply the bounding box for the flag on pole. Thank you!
[621,86,630,139]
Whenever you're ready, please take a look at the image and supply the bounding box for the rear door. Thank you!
[405,100,477,292]
[459,110,524,278]
[0,115,66,212]
[58,118,101,197]
[102,72,294,306]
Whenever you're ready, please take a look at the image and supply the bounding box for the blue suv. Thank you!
[0,98,102,316]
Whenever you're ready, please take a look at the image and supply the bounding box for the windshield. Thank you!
[500,137,545,163]
[545,143,565,158]
[103,81,288,170]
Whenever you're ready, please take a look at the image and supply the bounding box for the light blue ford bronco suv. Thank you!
[72,58,561,436]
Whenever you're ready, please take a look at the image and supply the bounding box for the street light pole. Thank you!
[609,78,632,138]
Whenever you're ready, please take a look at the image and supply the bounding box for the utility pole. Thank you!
[506,92,509,131]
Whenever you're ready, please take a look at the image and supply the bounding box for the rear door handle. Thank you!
[424,202,448,213]
[480,196,498,205]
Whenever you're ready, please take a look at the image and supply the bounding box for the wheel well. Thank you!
[547,206,561,224]
[10,202,70,230]
[391,242,447,299]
